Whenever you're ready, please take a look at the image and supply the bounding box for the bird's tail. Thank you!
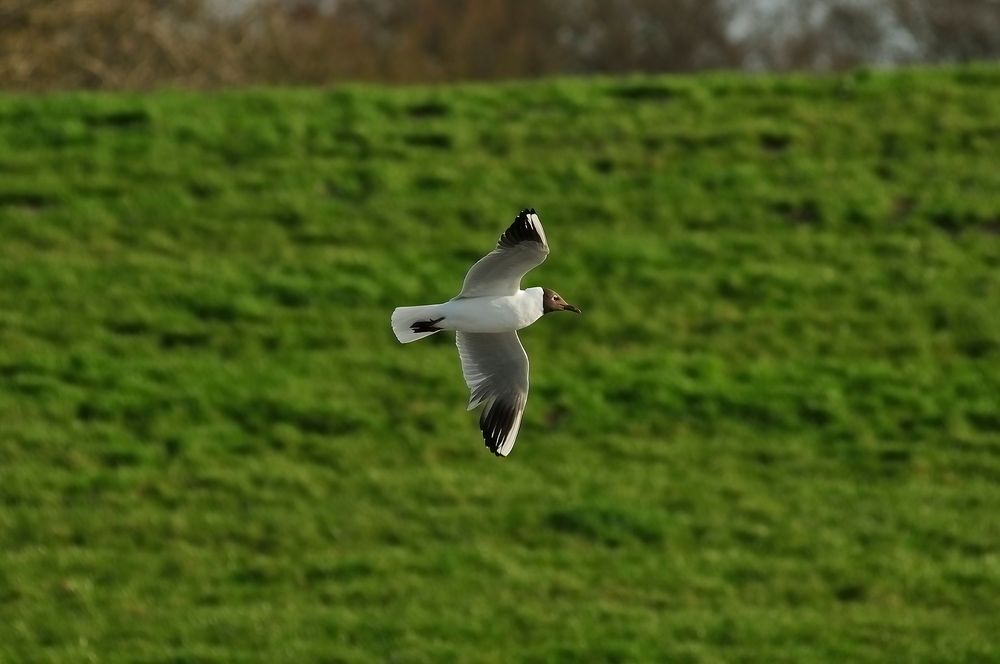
[391,304,447,343]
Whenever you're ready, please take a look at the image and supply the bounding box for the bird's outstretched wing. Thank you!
[455,331,529,457]
[456,208,549,298]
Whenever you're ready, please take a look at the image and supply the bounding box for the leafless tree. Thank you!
[0,0,996,90]
[890,0,1000,62]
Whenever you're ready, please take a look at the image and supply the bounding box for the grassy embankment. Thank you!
[1,67,998,661]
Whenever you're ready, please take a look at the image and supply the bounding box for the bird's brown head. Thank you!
[542,287,581,314]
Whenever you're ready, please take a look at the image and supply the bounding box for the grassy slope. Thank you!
[0,67,998,662]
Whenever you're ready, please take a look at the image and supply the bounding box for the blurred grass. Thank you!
[0,66,999,662]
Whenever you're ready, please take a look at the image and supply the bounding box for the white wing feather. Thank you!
[457,209,549,298]
[455,331,529,457]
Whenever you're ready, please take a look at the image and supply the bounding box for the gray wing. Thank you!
[455,331,529,457]
[457,209,549,298]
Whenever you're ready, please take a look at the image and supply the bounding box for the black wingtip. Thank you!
[480,400,516,456]
[498,208,544,249]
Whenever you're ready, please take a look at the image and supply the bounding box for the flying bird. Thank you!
[391,208,581,457]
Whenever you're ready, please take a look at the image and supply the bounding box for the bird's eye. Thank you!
[554,295,561,300]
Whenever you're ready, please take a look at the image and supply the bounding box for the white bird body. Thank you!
[395,288,545,337]
[391,209,579,457]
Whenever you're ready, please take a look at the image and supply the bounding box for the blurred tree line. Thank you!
[1,0,998,90]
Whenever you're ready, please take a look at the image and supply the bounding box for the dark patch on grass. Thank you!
[733,525,770,546]
[159,330,211,349]
[544,405,570,429]
[643,136,664,150]
[930,211,1000,236]
[402,132,452,149]
[772,199,822,225]
[759,131,792,152]
[878,448,911,465]
[332,129,371,154]
[406,101,450,118]
[227,397,363,437]
[0,572,21,603]
[835,583,867,603]
[968,409,1000,433]
[479,130,510,156]
[107,318,152,336]
[880,130,906,158]
[7,374,59,396]
[929,211,961,234]
[187,180,219,200]
[609,83,676,101]
[799,402,834,427]
[0,190,54,210]
[592,158,615,174]
[84,108,150,129]
[0,362,37,380]
[259,280,311,308]
[273,208,305,229]
[231,564,272,585]
[675,131,737,151]
[183,295,262,323]
[890,196,915,219]
[875,162,895,180]
[754,451,776,465]
[953,67,1000,86]
[547,504,663,546]
[306,560,374,583]
[413,173,452,191]
[958,335,996,358]
[163,436,184,459]
[76,401,102,422]
[325,169,377,202]
[100,447,142,468]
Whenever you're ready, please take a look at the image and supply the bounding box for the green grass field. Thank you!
[1,66,999,662]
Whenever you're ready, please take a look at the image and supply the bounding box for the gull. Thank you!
[391,208,581,457]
